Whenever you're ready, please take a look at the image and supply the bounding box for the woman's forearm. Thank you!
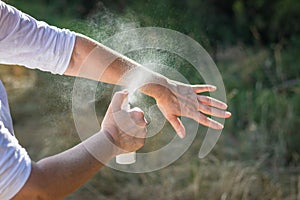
[12,131,116,200]
[13,90,147,200]
[64,33,231,135]
[65,33,168,100]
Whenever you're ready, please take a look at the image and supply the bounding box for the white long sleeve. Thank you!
[0,81,31,200]
[0,1,76,74]
[0,1,76,198]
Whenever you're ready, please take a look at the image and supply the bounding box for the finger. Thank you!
[135,127,147,140]
[198,104,231,118]
[166,115,186,139]
[198,95,228,110]
[110,90,129,112]
[192,85,217,93]
[190,112,224,130]
[129,107,147,127]
[135,132,146,149]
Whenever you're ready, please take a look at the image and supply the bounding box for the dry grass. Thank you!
[67,156,285,200]
[0,64,298,200]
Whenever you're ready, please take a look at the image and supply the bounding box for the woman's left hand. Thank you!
[153,80,231,138]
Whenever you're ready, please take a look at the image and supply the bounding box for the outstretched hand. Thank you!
[154,80,231,138]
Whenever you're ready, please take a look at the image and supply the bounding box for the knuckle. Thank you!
[138,120,147,128]
[198,113,208,121]
[136,111,145,118]
[131,107,144,115]
[206,96,213,104]
[203,117,211,124]
[139,138,146,147]
[205,106,212,113]
[114,91,123,97]
[198,95,204,101]
[130,110,145,120]
[199,104,211,114]
[136,128,147,138]
[185,108,193,118]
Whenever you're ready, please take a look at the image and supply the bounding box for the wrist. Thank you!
[139,73,171,101]
[83,130,119,164]
[100,128,131,156]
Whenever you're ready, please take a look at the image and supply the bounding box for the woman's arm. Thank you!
[12,132,112,200]
[65,34,231,138]
[12,91,147,200]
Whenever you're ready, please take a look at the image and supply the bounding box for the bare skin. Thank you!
[65,34,231,138]
[13,91,146,200]
[13,33,231,199]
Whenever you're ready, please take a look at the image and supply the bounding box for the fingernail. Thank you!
[211,86,217,91]
[178,131,184,139]
[226,111,231,117]
[218,124,224,129]
[144,117,149,124]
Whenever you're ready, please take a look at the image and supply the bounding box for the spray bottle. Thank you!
[116,93,136,164]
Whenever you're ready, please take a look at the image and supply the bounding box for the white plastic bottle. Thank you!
[116,94,136,164]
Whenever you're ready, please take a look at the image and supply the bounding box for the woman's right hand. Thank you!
[101,90,147,156]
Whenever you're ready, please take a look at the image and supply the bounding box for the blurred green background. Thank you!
[1,0,300,199]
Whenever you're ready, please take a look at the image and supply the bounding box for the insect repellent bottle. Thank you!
[116,94,136,164]
[116,151,136,164]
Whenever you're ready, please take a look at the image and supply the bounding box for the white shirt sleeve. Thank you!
[0,122,32,200]
[0,1,76,75]
[0,82,32,200]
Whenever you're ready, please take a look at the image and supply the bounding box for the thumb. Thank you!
[166,115,186,139]
[110,90,129,113]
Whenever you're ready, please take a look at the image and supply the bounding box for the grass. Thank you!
[2,1,300,199]
[1,44,300,199]
[1,3,300,192]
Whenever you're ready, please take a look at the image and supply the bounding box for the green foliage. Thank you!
[232,0,300,44]
[7,0,299,47]
[2,0,300,199]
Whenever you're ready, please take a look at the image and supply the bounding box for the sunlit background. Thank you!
[1,0,300,199]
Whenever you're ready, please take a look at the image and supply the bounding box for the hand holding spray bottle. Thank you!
[116,92,136,164]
